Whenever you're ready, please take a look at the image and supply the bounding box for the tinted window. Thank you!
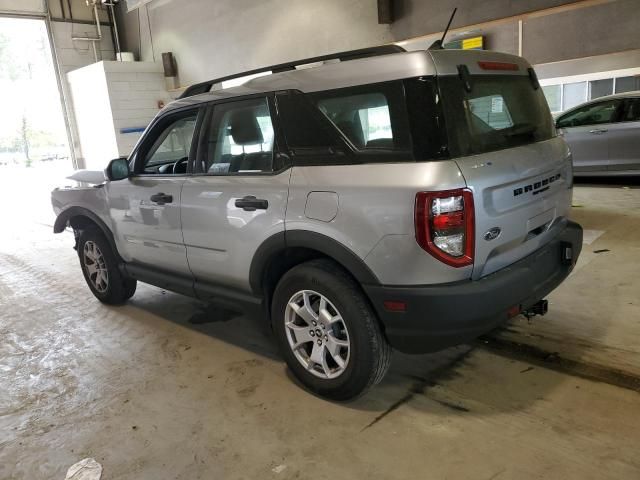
[403,77,449,160]
[622,98,640,122]
[309,82,411,151]
[556,99,622,128]
[202,97,275,174]
[276,92,336,150]
[438,75,554,157]
[142,112,197,174]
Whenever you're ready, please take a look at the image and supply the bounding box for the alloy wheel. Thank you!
[83,241,109,293]
[284,290,350,379]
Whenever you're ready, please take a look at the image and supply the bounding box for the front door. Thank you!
[180,96,290,296]
[556,98,623,173]
[106,107,201,275]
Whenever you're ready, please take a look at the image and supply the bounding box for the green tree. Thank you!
[20,115,31,166]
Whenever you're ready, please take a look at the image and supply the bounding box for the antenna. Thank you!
[429,8,458,50]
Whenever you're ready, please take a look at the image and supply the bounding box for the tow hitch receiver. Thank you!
[523,299,548,319]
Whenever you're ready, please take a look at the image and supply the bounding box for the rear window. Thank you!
[437,74,555,157]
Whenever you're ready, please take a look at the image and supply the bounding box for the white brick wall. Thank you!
[103,61,171,157]
[67,60,170,169]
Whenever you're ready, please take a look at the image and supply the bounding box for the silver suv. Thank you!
[52,45,583,400]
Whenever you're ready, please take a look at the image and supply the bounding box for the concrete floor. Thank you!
[1,166,639,479]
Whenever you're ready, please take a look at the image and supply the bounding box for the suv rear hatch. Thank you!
[429,50,574,279]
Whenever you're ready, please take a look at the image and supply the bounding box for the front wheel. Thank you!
[77,227,137,305]
[272,259,391,400]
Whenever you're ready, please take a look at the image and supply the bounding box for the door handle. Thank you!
[235,195,269,211]
[149,192,173,205]
[589,128,608,134]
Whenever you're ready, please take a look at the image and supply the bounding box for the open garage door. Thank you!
[0,15,72,234]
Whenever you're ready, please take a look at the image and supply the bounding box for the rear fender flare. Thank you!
[249,230,380,295]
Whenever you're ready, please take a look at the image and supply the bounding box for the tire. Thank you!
[77,227,137,305]
[271,259,391,400]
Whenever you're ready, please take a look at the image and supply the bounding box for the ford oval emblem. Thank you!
[484,227,502,241]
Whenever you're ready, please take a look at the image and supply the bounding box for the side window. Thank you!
[556,100,621,128]
[203,97,275,174]
[310,82,410,151]
[142,112,198,174]
[621,98,640,122]
[276,92,336,151]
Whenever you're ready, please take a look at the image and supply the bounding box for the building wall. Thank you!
[522,0,640,64]
[116,0,640,88]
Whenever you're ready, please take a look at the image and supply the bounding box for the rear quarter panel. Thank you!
[287,160,470,285]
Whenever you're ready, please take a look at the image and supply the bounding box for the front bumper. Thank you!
[364,220,583,354]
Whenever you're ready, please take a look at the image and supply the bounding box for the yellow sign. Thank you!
[462,36,484,50]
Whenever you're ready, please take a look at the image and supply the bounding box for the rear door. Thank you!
[106,107,200,275]
[607,97,640,173]
[436,66,573,279]
[180,95,291,297]
[555,98,624,173]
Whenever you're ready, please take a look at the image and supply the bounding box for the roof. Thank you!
[164,48,533,113]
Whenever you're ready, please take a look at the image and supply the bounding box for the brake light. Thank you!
[478,61,519,71]
[415,189,475,267]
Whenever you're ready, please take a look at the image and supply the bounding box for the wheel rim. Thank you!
[83,241,109,293]
[284,290,350,379]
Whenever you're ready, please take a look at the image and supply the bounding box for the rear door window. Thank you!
[201,97,275,174]
[621,98,640,122]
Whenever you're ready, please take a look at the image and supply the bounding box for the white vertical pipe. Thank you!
[518,19,523,57]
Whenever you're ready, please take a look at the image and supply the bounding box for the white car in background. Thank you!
[556,91,640,175]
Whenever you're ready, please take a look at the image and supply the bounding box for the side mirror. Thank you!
[105,157,130,181]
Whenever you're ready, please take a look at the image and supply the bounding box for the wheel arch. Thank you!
[250,231,381,313]
[53,206,122,262]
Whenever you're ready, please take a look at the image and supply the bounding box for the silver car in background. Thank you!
[556,91,640,175]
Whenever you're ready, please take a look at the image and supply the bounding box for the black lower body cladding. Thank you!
[364,221,583,354]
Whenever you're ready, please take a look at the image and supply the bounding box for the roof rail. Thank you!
[178,44,406,99]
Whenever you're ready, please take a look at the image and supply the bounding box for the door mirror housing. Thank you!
[105,157,130,181]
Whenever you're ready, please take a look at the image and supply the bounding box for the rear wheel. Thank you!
[77,227,136,305]
[272,259,391,400]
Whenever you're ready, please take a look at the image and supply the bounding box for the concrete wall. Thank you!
[522,0,640,64]
[116,0,640,88]
[117,0,393,87]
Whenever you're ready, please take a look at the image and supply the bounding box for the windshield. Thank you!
[437,74,555,157]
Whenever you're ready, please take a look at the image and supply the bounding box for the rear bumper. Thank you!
[364,220,583,354]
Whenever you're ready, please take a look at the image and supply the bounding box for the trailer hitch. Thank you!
[523,299,548,320]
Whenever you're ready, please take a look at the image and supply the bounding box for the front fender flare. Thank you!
[53,206,121,261]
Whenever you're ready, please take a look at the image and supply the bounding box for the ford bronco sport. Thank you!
[52,45,583,400]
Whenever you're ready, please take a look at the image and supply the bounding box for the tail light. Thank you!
[415,189,475,267]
